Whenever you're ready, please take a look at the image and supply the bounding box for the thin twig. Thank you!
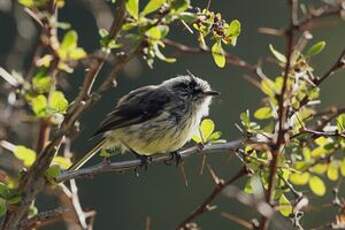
[176,167,247,229]
[57,140,243,182]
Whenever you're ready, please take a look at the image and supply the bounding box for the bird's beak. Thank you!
[203,90,220,96]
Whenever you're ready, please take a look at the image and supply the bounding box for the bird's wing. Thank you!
[92,86,172,137]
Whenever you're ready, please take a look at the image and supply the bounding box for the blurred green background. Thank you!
[0,0,344,229]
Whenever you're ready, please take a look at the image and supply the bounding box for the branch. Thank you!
[56,140,243,183]
[176,167,248,229]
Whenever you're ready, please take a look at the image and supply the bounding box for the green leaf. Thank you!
[32,71,52,94]
[289,172,310,185]
[69,48,87,60]
[306,41,326,57]
[125,0,139,19]
[142,0,165,15]
[225,19,241,46]
[310,163,328,174]
[51,156,72,170]
[327,161,339,181]
[145,25,169,40]
[31,95,48,117]
[211,41,226,68]
[269,44,287,63]
[45,165,61,179]
[13,145,36,167]
[260,78,275,97]
[336,114,345,133]
[152,43,176,63]
[254,107,272,120]
[171,0,190,14]
[309,176,326,196]
[0,198,6,217]
[278,194,292,217]
[208,131,222,142]
[61,31,78,51]
[192,119,215,143]
[50,91,69,114]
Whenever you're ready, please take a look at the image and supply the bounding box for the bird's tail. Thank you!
[69,139,107,171]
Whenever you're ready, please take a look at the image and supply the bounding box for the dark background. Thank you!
[0,0,344,229]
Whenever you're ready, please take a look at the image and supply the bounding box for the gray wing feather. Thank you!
[92,86,172,137]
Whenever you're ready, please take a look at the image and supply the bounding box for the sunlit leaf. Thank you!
[31,95,48,117]
[152,43,176,63]
[336,114,345,133]
[50,91,69,114]
[192,118,215,143]
[51,156,72,170]
[13,145,36,167]
[69,48,87,60]
[310,163,328,174]
[305,41,326,57]
[309,176,326,196]
[289,172,310,185]
[254,107,272,120]
[278,194,292,217]
[61,31,78,51]
[327,161,339,181]
[260,78,275,97]
[125,0,139,19]
[225,19,241,46]
[269,44,287,63]
[32,71,52,94]
[145,25,169,40]
[211,41,226,68]
[142,0,165,15]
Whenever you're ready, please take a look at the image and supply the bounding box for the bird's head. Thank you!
[162,73,219,107]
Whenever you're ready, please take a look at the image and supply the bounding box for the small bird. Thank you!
[70,73,219,170]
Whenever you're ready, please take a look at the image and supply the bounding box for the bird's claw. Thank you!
[164,151,182,167]
[134,155,152,177]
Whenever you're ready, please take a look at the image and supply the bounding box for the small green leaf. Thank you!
[69,48,87,60]
[208,131,222,142]
[45,165,61,180]
[278,194,292,217]
[289,172,310,185]
[211,41,226,68]
[269,44,287,63]
[31,95,48,117]
[51,156,72,170]
[310,163,328,174]
[0,198,6,217]
[125,0,139,19]
[61,31,78,51]
[254,107,272,120]
[152,43,176,63]
[306,41,326,57]
[260,78,275,97]
[142,0,165,15]
[327,161,339,181]
[50,91,69,114]
[145,25,169,40]
[225,19,241,46]
[309,176,326,196]
[32,71,52,94]
[336,114,345,133]
[192,119,215,143]
[13,145,36,167]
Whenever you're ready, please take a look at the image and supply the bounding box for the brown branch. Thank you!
[0,1,128,229]
[163,39,263,79]
[259,0,298,229]
[19,207,69,230]
[176,167,248,230]
[56,140,243,183]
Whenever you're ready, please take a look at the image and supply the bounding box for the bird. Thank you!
[70,73,219,170]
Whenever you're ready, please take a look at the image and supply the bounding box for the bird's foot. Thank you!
[164,151,182,167]
[134,155,152,177]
